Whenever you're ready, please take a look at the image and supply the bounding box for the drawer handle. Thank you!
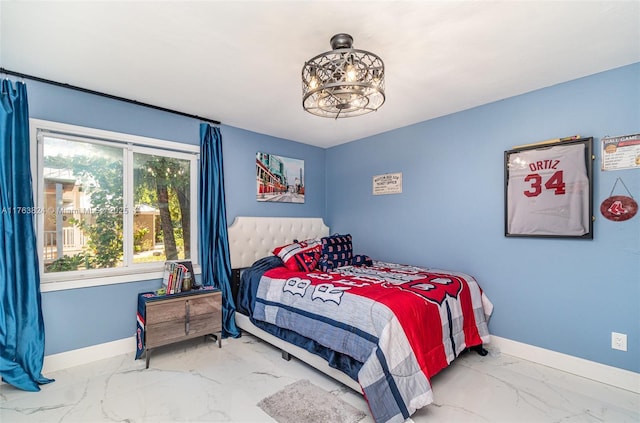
[185,300,190,335]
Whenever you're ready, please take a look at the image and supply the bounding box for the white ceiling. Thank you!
[2,1,639,148]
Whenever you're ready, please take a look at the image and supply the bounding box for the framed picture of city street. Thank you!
[256,152,305,203]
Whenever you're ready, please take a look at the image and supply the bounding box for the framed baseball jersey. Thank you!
[504,138,594,238]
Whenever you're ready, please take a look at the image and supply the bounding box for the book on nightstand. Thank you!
[161,260,195,294]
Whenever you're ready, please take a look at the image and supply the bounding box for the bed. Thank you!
[228,216,492,423]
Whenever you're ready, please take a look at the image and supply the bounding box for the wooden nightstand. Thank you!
[137,289,222,368]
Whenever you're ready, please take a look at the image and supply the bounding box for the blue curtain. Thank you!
[199,123,240,338]
[0,80,54,391]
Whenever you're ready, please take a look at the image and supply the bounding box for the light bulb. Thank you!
[345,64,357,82]
[371,69,381,86]
[309,75,319,90]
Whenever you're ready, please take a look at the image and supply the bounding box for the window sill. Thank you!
[40,265,202,293]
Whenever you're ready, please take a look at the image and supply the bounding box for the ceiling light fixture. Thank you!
[302,33,385,119]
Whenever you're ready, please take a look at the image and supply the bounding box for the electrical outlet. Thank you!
[611,332,627,351]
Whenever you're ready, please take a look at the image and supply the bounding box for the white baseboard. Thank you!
[35,335,638,395]
[490,335,640,394]
[43,336,137,374]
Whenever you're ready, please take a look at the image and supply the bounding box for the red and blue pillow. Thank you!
[319,234,353,271]
[273,239,321,272]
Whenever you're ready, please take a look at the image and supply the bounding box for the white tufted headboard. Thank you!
[227,216,330,269]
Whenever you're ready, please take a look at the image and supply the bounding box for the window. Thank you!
[31,119,199,290]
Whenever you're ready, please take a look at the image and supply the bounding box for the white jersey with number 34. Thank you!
[507,143,588,236]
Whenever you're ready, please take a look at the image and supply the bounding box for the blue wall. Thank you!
[25,80,325,355]
[325,63,640,373]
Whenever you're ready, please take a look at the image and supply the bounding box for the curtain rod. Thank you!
[0,67,221,125]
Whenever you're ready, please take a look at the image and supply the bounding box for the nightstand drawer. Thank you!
[145,292,221,325]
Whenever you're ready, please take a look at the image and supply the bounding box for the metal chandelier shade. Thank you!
[302,34,385,119]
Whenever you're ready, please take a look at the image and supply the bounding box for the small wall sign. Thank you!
[601,133,640,171]
[373,173,402,195]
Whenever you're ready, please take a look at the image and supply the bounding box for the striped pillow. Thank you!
[273,239,322,271]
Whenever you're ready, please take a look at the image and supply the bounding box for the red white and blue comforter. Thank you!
[251,261,492,423]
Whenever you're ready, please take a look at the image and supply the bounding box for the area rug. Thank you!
[257,379,367,423]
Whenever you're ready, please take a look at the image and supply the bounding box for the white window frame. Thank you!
[30,119,200,292]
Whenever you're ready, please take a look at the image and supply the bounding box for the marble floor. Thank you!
[1,334,638,422]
